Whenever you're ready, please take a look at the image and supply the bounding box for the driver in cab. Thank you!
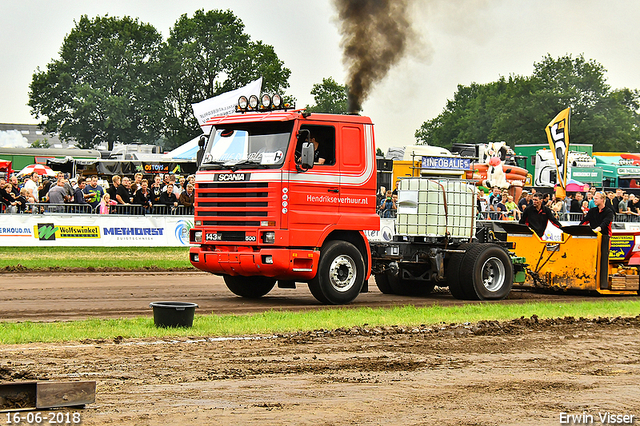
[311,136,326,165]
[297,133,327,165]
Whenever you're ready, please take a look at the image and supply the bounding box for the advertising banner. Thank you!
[0,215,193,247]
[545,107,571,190]
[191,78,263,134]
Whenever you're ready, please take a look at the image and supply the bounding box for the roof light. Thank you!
[248,95,259,109]
[272,94,282,108]
[261,94,271,109]
[235,93,292,113]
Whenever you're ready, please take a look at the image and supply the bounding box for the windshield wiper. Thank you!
[226,159,272,171]
[199,161,229,170]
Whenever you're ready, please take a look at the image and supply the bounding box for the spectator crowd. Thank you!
[477,185,640,222]
[0,172,196,215]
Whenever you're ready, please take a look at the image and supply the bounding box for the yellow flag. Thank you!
[545,107,571,190]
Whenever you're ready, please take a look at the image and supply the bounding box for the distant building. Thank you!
[0,123,73,148]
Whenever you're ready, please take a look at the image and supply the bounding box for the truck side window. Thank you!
[298,125,336,166]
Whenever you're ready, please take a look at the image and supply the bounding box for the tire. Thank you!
[446,243,472,300]
[223,275,276,299]
[308,240,365,305]
[387,270,435,296]
[374,272,395,294]
[459,244,513,300]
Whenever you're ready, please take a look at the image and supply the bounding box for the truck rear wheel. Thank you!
[223,275,276,299]
[375,269,435,296]
[387,272,435,296]
[373,272,394,294]
[460,244,513,300]
[309,240,365,305]
[446,243,471,300]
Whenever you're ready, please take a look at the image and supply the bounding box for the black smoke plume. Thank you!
[333,0,416,113]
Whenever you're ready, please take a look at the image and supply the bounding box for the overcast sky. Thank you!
[2,0,640,152]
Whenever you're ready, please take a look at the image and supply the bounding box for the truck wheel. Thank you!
[223,275,276,299]
[446,243,472,300]
[460,244,513,300]
[387,272,435,296]
[309,241,365,304]
[373,272,394,294]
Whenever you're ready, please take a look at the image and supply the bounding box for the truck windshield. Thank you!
[200,122,293,169]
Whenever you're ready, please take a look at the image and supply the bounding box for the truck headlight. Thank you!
[192,230,202,243]
[262,231,275,244]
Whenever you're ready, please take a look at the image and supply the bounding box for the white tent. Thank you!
[164,135,203,160]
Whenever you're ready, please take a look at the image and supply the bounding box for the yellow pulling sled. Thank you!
[500,223,639,295]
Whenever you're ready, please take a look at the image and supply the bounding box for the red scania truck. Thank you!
[189,95,519,304]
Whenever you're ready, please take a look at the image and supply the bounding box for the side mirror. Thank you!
[301,142,314,170]
[196,136,207,167]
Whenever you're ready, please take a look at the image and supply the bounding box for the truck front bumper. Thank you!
[189,245,320,280]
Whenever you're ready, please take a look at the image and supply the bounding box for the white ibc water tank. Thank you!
[396,178,475,238]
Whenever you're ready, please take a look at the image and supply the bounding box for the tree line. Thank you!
[29,10,291,150]
[29,11,640,154]
[295,54,640,153]
[415,54,640,152]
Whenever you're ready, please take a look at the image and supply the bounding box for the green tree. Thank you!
[163,9,291,148]
[415,54,640,152]
[29,15,167,150]
[30,139,50,148]
[305,77,349,114]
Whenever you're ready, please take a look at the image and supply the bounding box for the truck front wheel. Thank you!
[223,275,276,299]
[309,241,365,305]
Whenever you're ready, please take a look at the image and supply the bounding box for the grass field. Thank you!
[0,247,193,269]
[1,300,639,345]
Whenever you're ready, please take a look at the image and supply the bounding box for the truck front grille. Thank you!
[195,182,276,227]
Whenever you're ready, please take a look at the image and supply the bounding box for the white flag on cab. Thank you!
[191,77,263,133]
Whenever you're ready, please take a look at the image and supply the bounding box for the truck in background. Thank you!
[189,95,522,304]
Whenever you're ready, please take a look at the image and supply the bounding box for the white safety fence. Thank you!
[0,214,194,247]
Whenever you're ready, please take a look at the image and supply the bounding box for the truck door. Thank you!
[287,124,340,240]
[337,123,376,223]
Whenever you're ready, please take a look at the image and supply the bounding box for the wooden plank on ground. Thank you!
[36,381,96,409]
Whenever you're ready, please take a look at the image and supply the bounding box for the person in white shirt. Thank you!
[23,172,39,200]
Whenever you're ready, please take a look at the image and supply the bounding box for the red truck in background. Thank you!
[189,95,520,304]
[189,97,380,304]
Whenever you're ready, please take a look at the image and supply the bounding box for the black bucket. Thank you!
[149,301,198,328]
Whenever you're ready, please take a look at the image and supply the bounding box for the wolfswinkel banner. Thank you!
[191,77,263,134]
[545,107,571,190]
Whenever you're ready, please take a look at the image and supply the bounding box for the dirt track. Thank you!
[0,271,633,321]
[1,272,639,425]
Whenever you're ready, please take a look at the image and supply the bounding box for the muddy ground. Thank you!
[0,318,638,425]
[0,273,639,425]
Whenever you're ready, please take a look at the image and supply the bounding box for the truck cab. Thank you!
[189,102,379,304]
